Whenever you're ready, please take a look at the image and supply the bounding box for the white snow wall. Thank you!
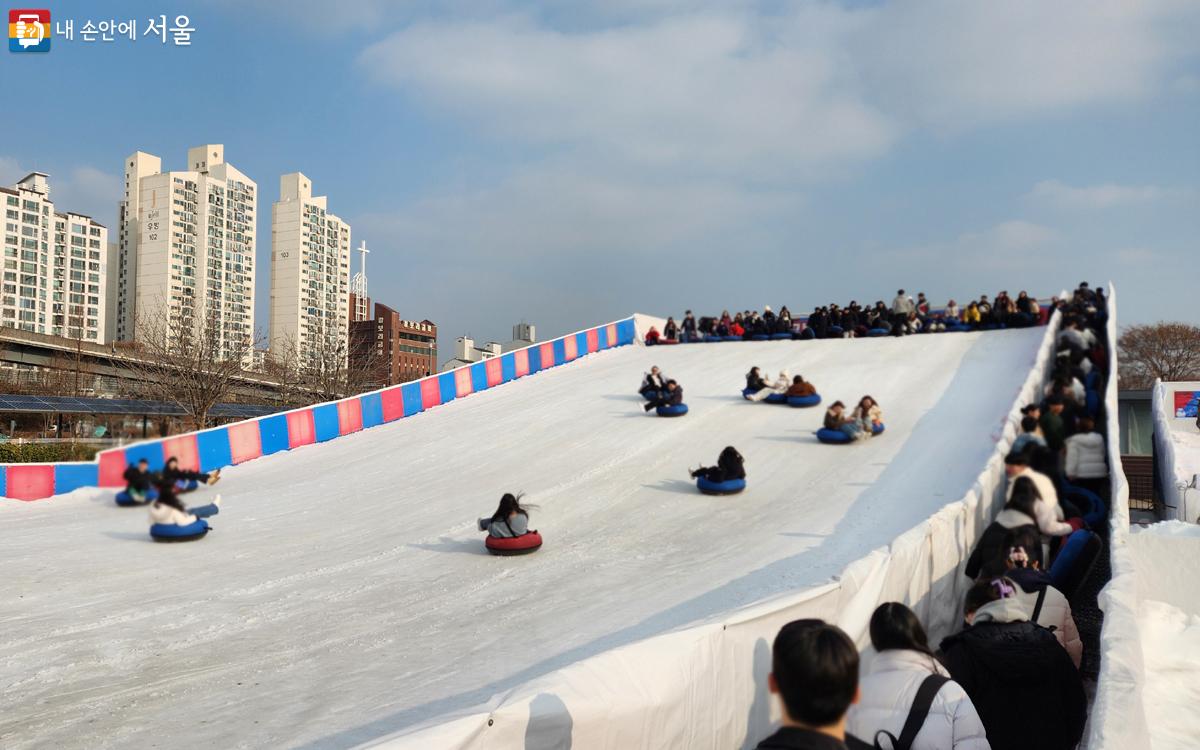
[360,312,1065,750]
[1089,285,1153,749]
[1152,379,1200,522]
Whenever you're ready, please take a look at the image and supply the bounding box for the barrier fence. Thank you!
[357,309,1065,749]
[1151,379,1200,522]
[0,318,637,501]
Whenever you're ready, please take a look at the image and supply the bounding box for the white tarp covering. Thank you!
[1152,379,1200,523]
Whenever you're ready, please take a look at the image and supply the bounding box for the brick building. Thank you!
[349,297,437,386]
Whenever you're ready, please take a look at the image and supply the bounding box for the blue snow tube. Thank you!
[150,518,210,542]
[763,392,788,404]
[1062,483,1107,529]
[742,387,757,400]
[656,403,689,417]
[771,332,793,340]
[867,328,890,337]
[115,487,159,506]
[751,334,769,341]
[175,478,200,493]
[872,423,886,435]
[722,335,742,341]
[787,394,822,408]
[641,390,662,401]
[1049,529,1102,598]
[828,325,844,336]
[816,428,853,444]
[1086,389,1100,417]
[1084,370,1100,391]
[697,476,746,496]
[705,336,723,343]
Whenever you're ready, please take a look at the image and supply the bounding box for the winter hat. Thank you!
[764,305,773,313]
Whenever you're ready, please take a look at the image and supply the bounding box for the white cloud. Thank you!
[0,157,119,228]
[1026,179,1195,210]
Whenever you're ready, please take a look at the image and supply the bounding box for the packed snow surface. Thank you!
[0,328,1045,749]
[1137,600,1200,750]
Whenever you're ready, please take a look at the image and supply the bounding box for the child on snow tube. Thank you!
[148,474,221,542]
[479,493,542,555]
[785,375,820,406]
[747,370,789,402]
[117,458,159,505]
[690,446,746,494]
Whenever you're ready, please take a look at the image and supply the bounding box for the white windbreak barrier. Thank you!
[1089,284,1152,749]
[362,312,1064,750]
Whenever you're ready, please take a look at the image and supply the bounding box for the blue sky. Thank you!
[3,0,1198,354]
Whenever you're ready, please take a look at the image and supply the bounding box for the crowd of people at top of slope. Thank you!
[751,285,1110,750]
[644,284,1109,344]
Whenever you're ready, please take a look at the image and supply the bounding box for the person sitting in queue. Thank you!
[644,379,683,412]
[478,492,534,538]
[122,458,156,504]
[644,326,661,345]
[748,370,790,402]
[640,365,667,399]
[786,375,817,398]
[663,317,679,341]
[824,401,863,440]
[690,446,745,484]
[851,396,883,434]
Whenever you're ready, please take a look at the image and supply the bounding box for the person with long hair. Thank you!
[148,467,221,528]
[992,527,1083,668]
[747,370,789,402]
[478,493,534,538]
[851,396,882,433]
[690,446,745,484]
[824,401,863,440]
[964,476,1042,579]
[846,603,989,750]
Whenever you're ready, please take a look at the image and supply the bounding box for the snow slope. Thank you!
[0,328,1046,749]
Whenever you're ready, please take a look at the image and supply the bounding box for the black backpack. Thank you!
[846,673,950,750]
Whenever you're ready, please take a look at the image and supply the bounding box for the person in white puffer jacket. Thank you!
[847,603,991,750]
[1064,416,1108,495]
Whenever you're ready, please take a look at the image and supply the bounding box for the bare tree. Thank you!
[123,306,259,430]
[1118,322,1200,389]
[266,330,387,407]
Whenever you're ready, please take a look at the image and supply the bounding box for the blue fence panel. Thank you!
[124,442,165,470]
[552,339,566,366]
[528,344,542,373]
[438,373,458,404]
[576,332,589,356]
[258,414,290,455]
[617,319,635,345]
[360,393,384,428]
[501,354,516,383]
[54,464,99,494]
[401,382,423,417]
[470,362,489,392]
[312,404,340,442]
[196,428,233,472]
[0,468,5,496]
[598,325,610,350]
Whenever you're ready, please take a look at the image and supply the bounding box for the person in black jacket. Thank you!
[160,455,219,493]
[643,380,683,412]
[747,367,768,392]
[122,458,155,503]
[940,578,1087,750]
[639,366,667,399]
[662,317,678,341]
[681,310,697,343]
[755,618,861,750]
[964,477,1041,579]
[690,446,745,483]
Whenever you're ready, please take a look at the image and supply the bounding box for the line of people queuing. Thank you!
[643,285,1093,345]
[753,284,1109,749]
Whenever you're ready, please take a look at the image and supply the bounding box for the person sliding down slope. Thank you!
[746,367,767,393]
[690,446,745,484]
[786,375,817,398]
[644,380,683,412]
[639,366,668,399]
[825,402,864,440]
[149,481,221,528]
[122,458,156,504]
[748,370,789,402]
[478,493,536,538]
[160,456,221,491]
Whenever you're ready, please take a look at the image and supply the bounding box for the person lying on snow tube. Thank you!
[818,401,866,443]
[747,370,789,403]
[785,375,821,407]
[852,395,884,435]
[690,446,746,495]
[639,365,667,401]
[743,367,767,399]
[644,379,684,414]
[117,458,160,505]
[479,492,542,555]
[148,479,221,542]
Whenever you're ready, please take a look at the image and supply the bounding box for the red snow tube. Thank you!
[485,532,544,556]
